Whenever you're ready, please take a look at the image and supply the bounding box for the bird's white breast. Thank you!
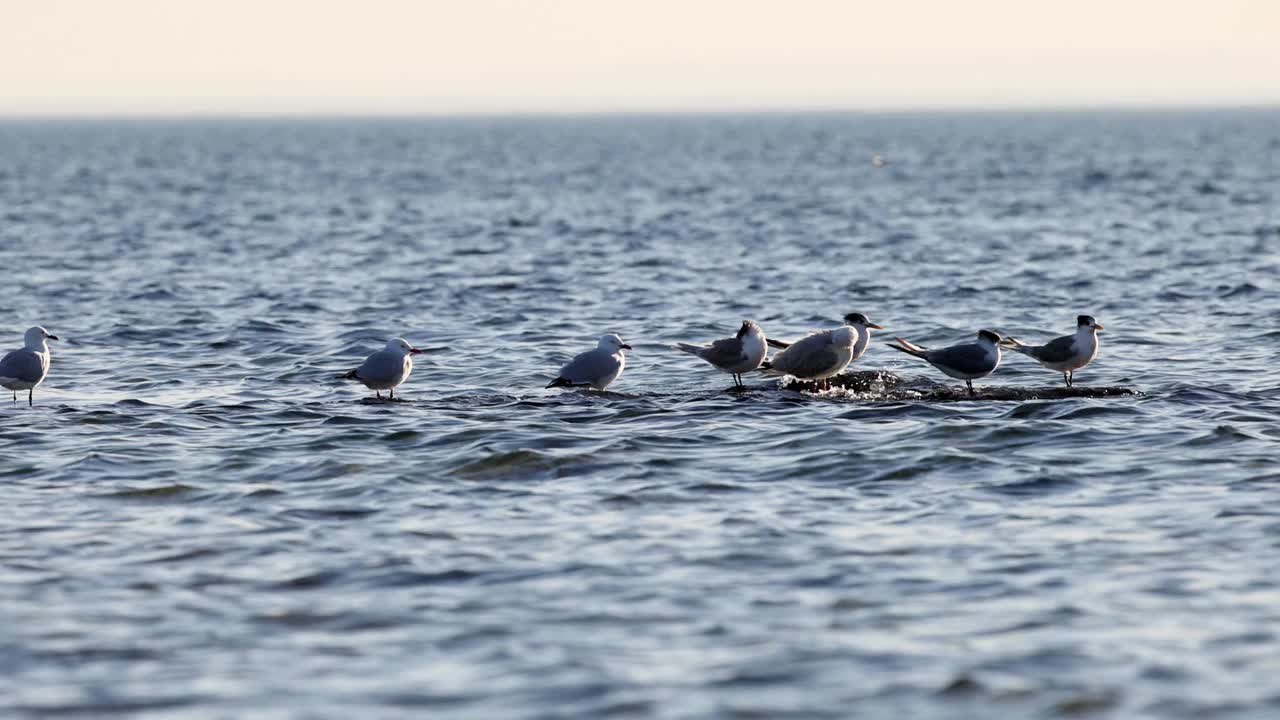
[734,332,768,373]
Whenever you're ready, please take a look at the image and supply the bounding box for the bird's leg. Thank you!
[29,389,33,407]
[389,388,394,400]
[1063,372,1070,388]
[966,380,975,396]
[1068,371,1074,388]
[376,390,382,400]
[10,391,14,404]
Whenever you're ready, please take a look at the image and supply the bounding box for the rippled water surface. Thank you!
[2,112,1279,718]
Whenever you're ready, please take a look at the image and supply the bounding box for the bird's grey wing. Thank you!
[926,343,993,375]
[700,336,746,368]
[1029,335,1076,364]
[560,349,618,384]
[771,333,838,376]
[355,350,402,383]
[0,350,42,382]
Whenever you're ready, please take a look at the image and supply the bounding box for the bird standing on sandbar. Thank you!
[887,329,1004,396]
[1,326,58,407]
[547,334,631,391]
[1000,315,1104,387]
[342,338,423,400]
[672,319,768,388]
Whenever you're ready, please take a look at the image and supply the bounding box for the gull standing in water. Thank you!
[547,334,631,391]
[0,326,58,407]
[763,312,885,390]
[1001,315,1104,387]
[887,329,1004,396]
[342,338,423,400]
[672,319,768,388]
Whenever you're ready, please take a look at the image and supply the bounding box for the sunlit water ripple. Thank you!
[1,112,1278,718]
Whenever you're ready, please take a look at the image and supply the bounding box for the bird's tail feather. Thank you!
[1000,337,1032,354]
[766,337,791,350]
[672,343,704,356]
[339,369,359,380]
[546,377,583,389]
[886,337,928,358]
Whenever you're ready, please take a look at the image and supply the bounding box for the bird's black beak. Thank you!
[409,348,423,354]
[47,335,59,341]
[621,344,633,350]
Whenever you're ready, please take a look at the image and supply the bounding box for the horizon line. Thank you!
[1,101,1278,122]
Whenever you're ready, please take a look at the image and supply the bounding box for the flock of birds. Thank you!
[0,315,1103,406]
[542,313,1105,396]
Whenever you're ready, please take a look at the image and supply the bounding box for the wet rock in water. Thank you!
[779,370,1139,401]
[778,370,904,394]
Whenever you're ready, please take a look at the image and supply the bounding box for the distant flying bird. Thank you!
[342,338,423,400]
[547,334,631,391]
[763,312,885,390]
[672,319,768,388]
[0,326,58,407]
[887,329,1004,396]
[1001,315,1104,387]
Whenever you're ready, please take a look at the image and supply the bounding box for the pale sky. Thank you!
[2,0,1278,115]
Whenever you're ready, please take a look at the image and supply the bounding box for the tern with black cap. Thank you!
[673,319,768,388]
[887,328,1004,396]
[763,312,886,391]
[1000,315,1104,387]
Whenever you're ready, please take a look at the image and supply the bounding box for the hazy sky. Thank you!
[2,0,1278,115]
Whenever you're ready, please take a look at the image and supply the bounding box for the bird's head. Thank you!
[386,338,423,355]
[25,326,57,347]
[843,312,885,330]
[1077,315,1104,332]
[598,334,632,351]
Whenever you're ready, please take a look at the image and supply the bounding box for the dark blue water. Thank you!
[1,112,1278,718]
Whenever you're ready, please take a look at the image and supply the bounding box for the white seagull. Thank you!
[1,326,58,407]
[887,329,1004,396]
[1001,315,1104,387]
[342,338,423,400]
[547,334,631,391]
[763,312,885,390]
[672,319,768,388]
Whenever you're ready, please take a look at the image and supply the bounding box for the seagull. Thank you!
[341,338,423,400]
[887,329,1004,396]
[672,319,768,388]
[547,334,631,391]
[1000,315,1104,387]
[762,312,885,390]
[0,326,58,407]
